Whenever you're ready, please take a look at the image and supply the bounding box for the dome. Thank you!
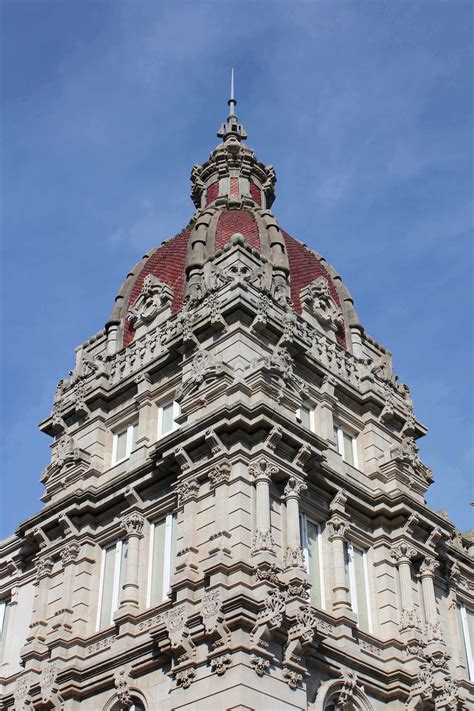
[107,100,360,354]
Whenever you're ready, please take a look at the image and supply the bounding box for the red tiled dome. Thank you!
[121,208,346,349]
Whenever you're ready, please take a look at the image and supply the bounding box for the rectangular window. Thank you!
[345,541,371,632]
[97,540,128,630]
[157,400,180,438]
[0,599,10,662]
[112,422,137,465]
[334,425,358,468]
[147,513,177,607]
[300,516,325,609]
[297,404,315,432]
[457,603,474,680]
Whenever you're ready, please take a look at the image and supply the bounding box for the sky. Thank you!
[1,0,472,538]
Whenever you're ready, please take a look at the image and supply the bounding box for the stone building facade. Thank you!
[1,98,473,710]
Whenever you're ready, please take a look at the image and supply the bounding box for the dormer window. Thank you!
[112,422,137,465]
[334,425,358,468]
[157,400,180,438]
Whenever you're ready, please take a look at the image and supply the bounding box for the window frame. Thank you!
[157,399,180,439]
[111,422,137,465]
[334,425,359,468]
[96,539,127,630]
[0,598,9,662]
[458,602,474,680]
[146,512,176,608]
[297,403,316,432]
[345,540,372,633]
[300,514,326,610]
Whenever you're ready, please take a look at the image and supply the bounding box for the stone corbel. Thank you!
[284,605,317,665]
[250,588,287,649]
[162,605,196,662]
[199,589,230,648]
[205,428,226,456]
[265,425,283,451]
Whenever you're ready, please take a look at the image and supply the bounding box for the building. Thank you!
[1,91,473,711]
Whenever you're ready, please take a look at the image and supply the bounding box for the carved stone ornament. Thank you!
[14,673,32,710]
[419,556,439,577]
[300,276,344,332]
[175,667,196,689]
[263,346,306,396]
[283,476,307,499]
[208,462,231,488]
[205,428,224,455]
[283,667,303,689]
[176,478,199,505]
[261,589,287,628]
[121,511,145,538]
[326,514,348,541]
[254,561,280,585]
[390,542,417,565]
[40,661,60,703]
[177,349,223,399]
[127,274,173,328]
[329,489,347,512]
[114,667,132,705]
[54,433,75,466]
[200,589,222,633]
[162,605,190,651]
[390,435,433,483]
[251,529,276,556]
[249,457,279,482]
[60,542,80,566]
[336,668,359,708]
[210,653,232,676]
[265,425,283,451]
[250,653,270,677]
[36,556,54,580]
[284,545,306,570]
[399,607,421,632]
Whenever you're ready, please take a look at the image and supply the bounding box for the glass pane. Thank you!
[161,402,174,434]
[344,542,351,588]
[115,430,127,462]
[117,540,128,608]
[170,514,177,581]
[150,519,166,606]
[333,425,340,452]
[100,546,116,628]
[0,602,9,662]
[129,423,137,453]
[354,547,369,631]
[307,521,322,608]
[467,608,474,650]
[457,606,468,667]
[343,432,354,466]
[299,405,311,429]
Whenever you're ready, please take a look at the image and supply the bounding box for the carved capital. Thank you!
[208,462,231,488]
[176,478,199,505]
[391,542,417,565]
[283,476,307,500]
[419,556,439,577]
[326,514,348,541]
[60,542,80,566]
[249,457,279,482]
[121,512,145,538]
[36,556,54,580]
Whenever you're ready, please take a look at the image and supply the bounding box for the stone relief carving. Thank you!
[326,514,348,541]
[176,478,199,505]
[121,512,145,538]
[176,349,224,400]
[208,461,231,488]
[210,654,232,676]
[59,541,80,566]
[282,667,303,689]
[14,673,32,711]
[128,274,173,328]
[249,457,279,482]
[162,605,195,660]
[199,589,230,647]
[336,668,360,708]
[251,529,276,556]
[283,476,307,499]
[250,653,270,677]
[390,435,433,483]
[175,668,196,689]
[284,546,306,570]
[300,276,344,333]
[114,667,133,705]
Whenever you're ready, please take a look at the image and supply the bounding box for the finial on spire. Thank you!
[228,67,236,117]
[217,68,247,143]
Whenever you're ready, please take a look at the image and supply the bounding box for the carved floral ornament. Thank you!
[390,542,418,565]
[176,478,199,505]
[36,555,54,579]
[208,461,231,488]
[121,512,145,538]
[249,457,279,482]
[419,555,439,577]
[326,514,348,541]
[283,476,307,499]
[60,541,80,565]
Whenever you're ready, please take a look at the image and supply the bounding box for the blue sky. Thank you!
[1,0,472,537]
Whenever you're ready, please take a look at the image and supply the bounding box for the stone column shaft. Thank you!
[327,515,351,611]
[120,513,144,609]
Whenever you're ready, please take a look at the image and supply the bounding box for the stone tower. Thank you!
[1,92,473,711]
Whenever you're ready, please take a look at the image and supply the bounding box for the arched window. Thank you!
[111,700,145,711]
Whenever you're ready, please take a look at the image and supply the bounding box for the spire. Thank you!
[217,68,247,143]
[228,67,236,116]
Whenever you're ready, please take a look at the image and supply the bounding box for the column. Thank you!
[120,512,145,610]
[208,461,232,558]
[315,375,337,442]
[283,477,307,569]
[419,555,442,640]
[174,476,200,592]
[52,542,80,635]
[134,372,153,447]
[28,556,54,643]
[249,457,278,555]
[327,514,351,611]
[390,542,420,632]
